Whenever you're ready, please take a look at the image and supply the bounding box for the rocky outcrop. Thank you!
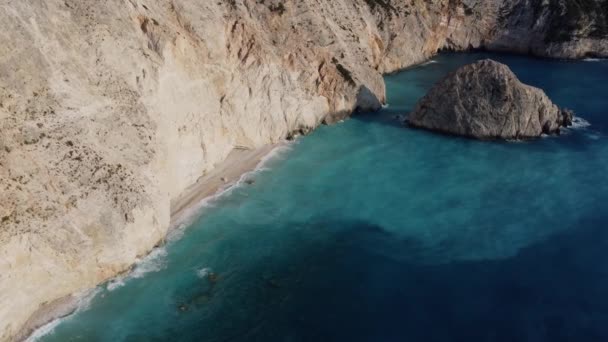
[487,0,608,58]
[0,0,606,340]
[407,59,573,139]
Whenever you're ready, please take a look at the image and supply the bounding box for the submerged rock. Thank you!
[407,59,573,139]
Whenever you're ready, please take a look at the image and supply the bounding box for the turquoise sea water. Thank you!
[40,53,608,341]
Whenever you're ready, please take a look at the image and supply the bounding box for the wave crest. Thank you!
[570,117,591,129]
[107,247,168,291]
[422,60,439,66]
[26,288,101,342]
[196,267,213,279]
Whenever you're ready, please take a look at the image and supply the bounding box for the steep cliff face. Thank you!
[0,0,606,340]
[485,0,608,57]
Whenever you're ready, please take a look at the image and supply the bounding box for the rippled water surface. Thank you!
[41,53,608,341]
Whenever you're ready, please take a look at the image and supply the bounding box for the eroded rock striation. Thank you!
[407,59,573,139]
[0,0,606,340]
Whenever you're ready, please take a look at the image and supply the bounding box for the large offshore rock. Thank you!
[407,59,573,139]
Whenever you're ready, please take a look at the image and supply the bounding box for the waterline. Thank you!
[41,53,608,341]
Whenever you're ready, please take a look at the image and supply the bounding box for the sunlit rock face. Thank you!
[408,59,573,139]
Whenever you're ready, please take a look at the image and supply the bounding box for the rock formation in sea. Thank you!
[407,59,574,139]
[0,0,606,340]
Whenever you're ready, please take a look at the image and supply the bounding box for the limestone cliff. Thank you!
[0,0,606,340]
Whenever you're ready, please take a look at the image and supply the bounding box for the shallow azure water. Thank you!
[40,53,608,341]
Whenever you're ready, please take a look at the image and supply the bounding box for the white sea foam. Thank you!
[167,223,186,242]
[570,116,591,129]
[584,58,603,62]
[219,143,294,195]
[77,288,101,311]
[169,141,295,232]
[131,248,168,279]
[257,142,294,169]
[422,60,439,66]
[26,319,62,342]
[106,247,168,292]
[196,267,213,278]
[506,138,527,143]
[28,142,295,340]
[510,117,592,141]
[106,277,125,291]
[508,117,591,141]
[26,288,101,342]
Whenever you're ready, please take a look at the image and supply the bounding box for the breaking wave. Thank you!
[422,60,439,66]
[570,116,591,129]
[169,141,295,232]
[26,288,101,342]
[196,267,213,279]
[106,247,168,291]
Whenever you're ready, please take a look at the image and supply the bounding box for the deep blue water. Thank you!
[40,53,608,342]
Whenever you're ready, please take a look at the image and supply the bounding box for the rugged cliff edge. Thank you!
[408,59,573,139]
[1,0,607,340]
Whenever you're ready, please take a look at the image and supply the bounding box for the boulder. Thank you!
[407,59,573,139]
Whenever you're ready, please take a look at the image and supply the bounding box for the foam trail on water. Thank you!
[106,277,125,291]
[570,117,591,129]
[235,143,294,176]
[422,60,439,66]
[26,288,101,342]
[26,320,62,342]
[255,142,295,171]
[584,58,603,62]
[131,248,168,279]
[167,223,187,242]
[170,141,295,232]
[196,267,213,278]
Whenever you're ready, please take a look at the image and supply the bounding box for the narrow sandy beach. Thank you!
[21,144,280,342]
[169,144,278,228]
